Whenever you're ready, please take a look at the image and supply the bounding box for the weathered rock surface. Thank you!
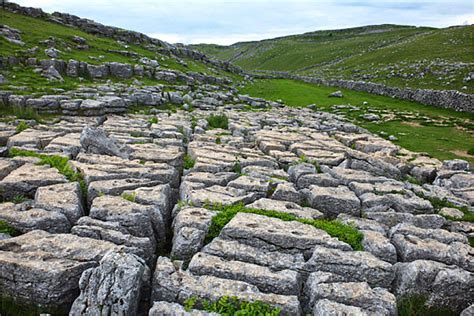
[69,251,150,316]
[0,231,131,307]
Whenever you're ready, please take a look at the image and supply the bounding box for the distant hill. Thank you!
[191,24,474,93]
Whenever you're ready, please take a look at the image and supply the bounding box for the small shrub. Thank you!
[148,116,158,124]
[468,148,474,156]
[15,121,30,133]
[232,161,242,174]
[404,175,422,185]
[206,114,229,129]
[215,136,222,144]
[190,116,198,131]
[0,220,19,236]
[183,154,196,170]
[184,296,280,315]
[12,195,27,204]
[121,192,136,203]
[397,295,456,316]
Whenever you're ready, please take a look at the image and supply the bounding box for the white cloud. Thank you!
[13,0,474,45]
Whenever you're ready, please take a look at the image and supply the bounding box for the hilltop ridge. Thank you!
[191,23,474,93]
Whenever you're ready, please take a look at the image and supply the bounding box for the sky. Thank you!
[14,0,474,45]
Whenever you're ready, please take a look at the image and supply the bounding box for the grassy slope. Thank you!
[241,79,474,164]
[0,9,240,94]
[193,24,474,92]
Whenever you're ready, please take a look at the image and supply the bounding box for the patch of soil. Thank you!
[450,150,473,158]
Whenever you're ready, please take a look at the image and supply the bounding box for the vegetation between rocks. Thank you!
[204,203,364,250]
[8,148,86,193]
[206,114,229,129]
[397,294,457,316]
[183,154,196,170]
[0,220,19,236]
[415,192,473,223]
[184,296,281,315]
[240,79,474,164]
[121,192,136,203]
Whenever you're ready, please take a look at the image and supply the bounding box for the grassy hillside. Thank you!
[241,79,474,164]
[192,24,474,93]
[0,9,239,95]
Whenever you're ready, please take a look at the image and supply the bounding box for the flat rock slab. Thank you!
[219,212,351,256]
[393,260,474,313]
[247,198,323,219]
[152,257,301,315]
[202,238,305,271]
[0,163,67,199]
[306,185,361,218]
[305,280,397,316]
[188,252,301,295]
[187,185,257,207]
[303,246,394,288]
[0,230,129,307]
[34,182,84,225]
[0,202,70,234]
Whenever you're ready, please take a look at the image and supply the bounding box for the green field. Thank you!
[241,79,474,163]
[193,24,474,93]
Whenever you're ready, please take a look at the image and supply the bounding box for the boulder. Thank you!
[69,251,150,316]
[393,260,473,313]
[80,126,133,159]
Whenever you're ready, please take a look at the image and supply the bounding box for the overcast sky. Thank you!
[15,0,474,45]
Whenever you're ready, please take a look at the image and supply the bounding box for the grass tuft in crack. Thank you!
[8,148,86,194]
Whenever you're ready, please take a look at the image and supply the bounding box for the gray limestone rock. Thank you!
[202,237,305,271]
[149,301,218,316]
[188,252,301,295]
[69,251,150,316]
[0,231,130,307]
[219,212,351,256]
[80,126,133,159]
[393,260,473,313]
[0,163,67,199]
[34,182,84,225]
[0,202,71,234]
[303,246,394,288]
[304,279,396,316]
[306,185,361,218]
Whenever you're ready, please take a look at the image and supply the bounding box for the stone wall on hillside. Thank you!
[2,2,245,76]
[252,71,474,113]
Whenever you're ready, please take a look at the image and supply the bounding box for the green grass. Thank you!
[206,114,229,129]
[8,148,86,193]
[121,192,136,203]
[148,116,158,124]
[0,8,240,92]
[240,79,474,164]
[0,221,19,236]
[184,296,280,315]
[397,295,457,316]
[0,296,66,316]
[0,104,53,122]
[15,121,29,133]
[183,154,196,170]
[204,203,363,250]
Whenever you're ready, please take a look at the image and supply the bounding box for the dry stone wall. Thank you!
[253,72,474,113]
